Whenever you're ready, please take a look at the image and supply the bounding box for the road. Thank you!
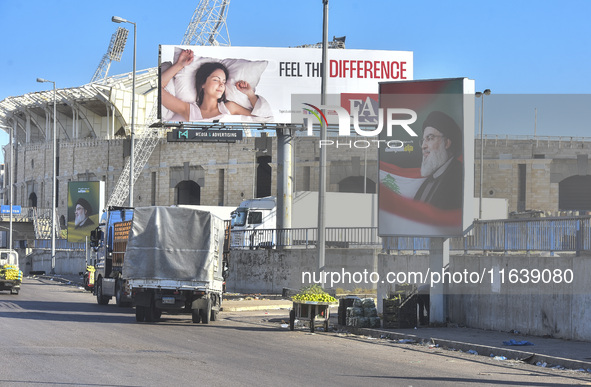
[0,278,590,387]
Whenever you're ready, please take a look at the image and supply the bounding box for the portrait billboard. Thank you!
[378,78,475,237]
[67,181,105,243]
[158,45,413,125]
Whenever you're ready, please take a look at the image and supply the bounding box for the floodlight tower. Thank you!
[91,27,129,83]
[182,0,231,46]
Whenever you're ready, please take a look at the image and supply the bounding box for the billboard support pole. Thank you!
[317,0,329,286]
[36,77,57,273]
[276,126,293,249]
[9,121,14,251]
[429,237,449,324]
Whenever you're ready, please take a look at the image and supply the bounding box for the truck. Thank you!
[230,191,378,248]
[123,206,226,324]
[89,206,134,307]
[0,249,22,295]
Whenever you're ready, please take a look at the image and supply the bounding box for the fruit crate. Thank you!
[289,300,336,333]
[382,294,417,329]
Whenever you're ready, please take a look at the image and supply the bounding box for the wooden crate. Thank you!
[382,294,417,329]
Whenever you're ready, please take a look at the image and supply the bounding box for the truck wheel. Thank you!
[191,309,201,323]
[210,309,218,322]
[145,301,158,322]
[10,289,19,295]
[135,306,146,322]
[96,279,110,305]
[200,299,212,324]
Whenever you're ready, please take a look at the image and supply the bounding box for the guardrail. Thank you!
[33,239,86,251]
[28,216,591,254]
[230,216,591,254]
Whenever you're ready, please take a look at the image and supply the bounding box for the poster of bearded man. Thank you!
[67,181,105,243]
[377,78,475,237]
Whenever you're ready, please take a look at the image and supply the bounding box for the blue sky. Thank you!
[1,0,590,161]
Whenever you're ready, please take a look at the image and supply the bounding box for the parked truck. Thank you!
[89,206,134,306]
[231,191,378,248]
[123,206,226,324]
[0,249,21,295]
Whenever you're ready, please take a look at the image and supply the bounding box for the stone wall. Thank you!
[227,248,378,294]
[476,137,591,213]
[377,251,591,341]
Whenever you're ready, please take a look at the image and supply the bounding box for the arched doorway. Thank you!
[28,192,37,207]
[175,180,201,205]
[338,176,376,193]
[559,175,591,211]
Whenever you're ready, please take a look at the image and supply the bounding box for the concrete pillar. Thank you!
[429,237,449,324]
[276,127,293,248]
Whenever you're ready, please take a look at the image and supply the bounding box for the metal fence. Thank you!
[32,239,86,251]
[230,216,591,253]
[27,216,591,254]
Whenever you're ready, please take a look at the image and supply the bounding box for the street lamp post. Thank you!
[112,15,136,207]
[36,78,57,274]
[475,89,491,220]
[318,0,329,287]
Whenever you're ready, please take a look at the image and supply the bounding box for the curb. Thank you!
[341,326,591,371]
[221,305,292,312]
[32,275,85,288]
[222,301,293,312]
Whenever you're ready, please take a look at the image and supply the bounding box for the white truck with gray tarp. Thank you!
[123,206,226,324]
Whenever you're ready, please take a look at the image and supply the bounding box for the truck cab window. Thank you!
[232,210,247,227]
[248,211,263,225]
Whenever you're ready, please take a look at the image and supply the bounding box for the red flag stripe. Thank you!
[380,183,461,226]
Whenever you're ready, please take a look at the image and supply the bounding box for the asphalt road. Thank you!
[0,278,590,387]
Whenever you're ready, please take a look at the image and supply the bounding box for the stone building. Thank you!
[476,135,591,216]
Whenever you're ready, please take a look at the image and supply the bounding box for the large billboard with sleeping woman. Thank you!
[158,45,413,125]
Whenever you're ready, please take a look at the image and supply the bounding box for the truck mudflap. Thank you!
[101,278,116,297]
[191,297,209,310]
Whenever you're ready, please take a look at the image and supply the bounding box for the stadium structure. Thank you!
[0,1,377,243]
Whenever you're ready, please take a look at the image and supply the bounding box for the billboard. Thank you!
[158,45,413,125]
[67,181,105,243]
[378,78,475,237]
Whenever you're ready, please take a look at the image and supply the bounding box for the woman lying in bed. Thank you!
[161,48,271,122]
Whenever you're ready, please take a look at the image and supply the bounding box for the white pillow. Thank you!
[160,61,176,121]
[171,47,268,109]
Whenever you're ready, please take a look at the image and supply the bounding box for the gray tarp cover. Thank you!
[123,206,224,281]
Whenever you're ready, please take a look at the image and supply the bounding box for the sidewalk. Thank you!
[343,325,591,372]
[31,274,591,372]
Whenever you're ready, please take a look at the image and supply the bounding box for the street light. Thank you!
[36,77,57,274]
[112,15,136,207]
[475,89,491,220]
